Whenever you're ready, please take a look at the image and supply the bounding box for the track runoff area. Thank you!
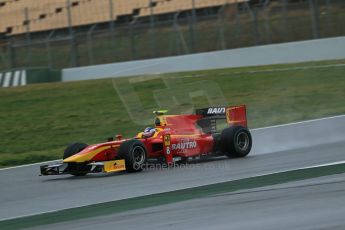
[1,115,345,229]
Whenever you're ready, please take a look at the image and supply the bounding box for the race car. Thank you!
[40,105,252,176]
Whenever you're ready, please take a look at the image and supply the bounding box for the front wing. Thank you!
[40,159,126,176]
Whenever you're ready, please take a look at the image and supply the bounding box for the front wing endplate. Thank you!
[103,159,126,173]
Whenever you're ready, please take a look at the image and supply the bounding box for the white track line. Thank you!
[1,159,345,222]
[1,114,344,172]
[20,70,27,86]
[230,63,345,75]
[299,160,345,169]
[177,63,345,79]
[0,160,60,171]
[252,114,345,131]
[3,72,11,87]
[12,71,21,87]
[252,160,345,178]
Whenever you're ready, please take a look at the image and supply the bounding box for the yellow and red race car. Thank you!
[40,105,252,176]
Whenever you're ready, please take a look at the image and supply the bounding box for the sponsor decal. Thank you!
[172,139,197,150]
[164,134,171,146]
[207,107,226,115]
[104,160,126,172]
[111,164,125,170]
[226,108,231,123]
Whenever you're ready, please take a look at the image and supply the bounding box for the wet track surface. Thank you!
[1,115,345,226]
[1,140,345,221]
[31,173,345,230]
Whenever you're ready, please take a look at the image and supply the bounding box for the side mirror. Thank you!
[116,134,123,140]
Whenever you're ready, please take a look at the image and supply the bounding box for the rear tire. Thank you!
[212,133,222,153]
[63,142,90,176]
[118,140,147,173]
[220,126,252,158]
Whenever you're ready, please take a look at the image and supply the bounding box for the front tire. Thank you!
[63,142,90,176]
[220,126,252,158]
[63,143,88,159]
[118,140,147,173]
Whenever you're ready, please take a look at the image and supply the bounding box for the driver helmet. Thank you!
[142,127,156,138]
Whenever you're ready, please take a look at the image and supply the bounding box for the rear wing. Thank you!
[196,105,248,128]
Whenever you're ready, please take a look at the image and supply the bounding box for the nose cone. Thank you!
[63,145,108,163]
[63,153,85,163]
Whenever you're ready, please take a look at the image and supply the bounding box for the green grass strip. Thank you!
[2,163,345,229]
[1,59,345,167]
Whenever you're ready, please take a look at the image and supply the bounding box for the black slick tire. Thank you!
[220,126,252,157]
[117,140,147,173]
[63,142,90,176]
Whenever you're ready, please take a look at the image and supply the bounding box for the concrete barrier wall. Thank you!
[63,36,345,82]
[0,68,61,88]
[0,70,27,88]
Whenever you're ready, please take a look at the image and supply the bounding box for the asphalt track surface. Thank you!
[1,115,345,223]
[1,140,344,221]
[27,173,345,230]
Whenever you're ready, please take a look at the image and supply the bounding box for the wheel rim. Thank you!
[132,146,146,165]
[236,131,249,151]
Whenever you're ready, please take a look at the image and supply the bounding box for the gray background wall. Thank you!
[63,36,345,81]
